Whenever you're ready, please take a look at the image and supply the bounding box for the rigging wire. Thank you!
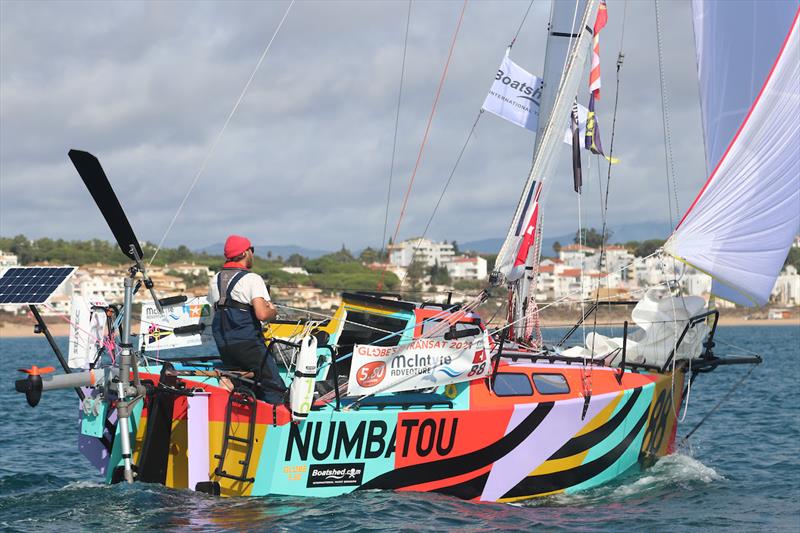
[395,0,541,290]
[385,0,468,272]
[397,110,484,288]
[381,0,413,260]
[655,0,694,421]
[489,250,664,338]
[560,0,583,84]
[679,363,759,446]
[654,0,681,228]
[149,0,296,265]
[509,0,536,48]
[589,0,627,345]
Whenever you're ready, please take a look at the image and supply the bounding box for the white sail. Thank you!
[665,8,800,306]
[495,0,599,281]
[691,0,798,176]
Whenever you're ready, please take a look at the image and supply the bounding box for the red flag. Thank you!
[589,0,608,99]
[514,201,539,267]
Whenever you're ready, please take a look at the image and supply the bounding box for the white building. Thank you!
[389,238,455,268]
[558,244,598,269]
[603,245,636,278]
[0,250,18,269]
[772,265,800,306]
[280,266,309,276]
[165,262,212,278]
[446,257,487,281]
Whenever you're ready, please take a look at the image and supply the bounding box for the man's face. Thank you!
[245,248,254,268]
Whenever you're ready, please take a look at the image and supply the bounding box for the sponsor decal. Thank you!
[481,52,543,132]
[286,417,460,461]
[348,333,491,395]
[283,464,307,481]
[286,420,395,461]
[139,296,213,350]
[307,462,364,488]
[399,417,458,457]
[355,361,386,388]
[443,383,459,399]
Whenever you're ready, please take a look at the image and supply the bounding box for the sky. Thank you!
[0,0,710,252]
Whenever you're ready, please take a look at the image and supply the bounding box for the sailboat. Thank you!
[8,0,798,502]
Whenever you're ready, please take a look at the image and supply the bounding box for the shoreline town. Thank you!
[2,235,799,339]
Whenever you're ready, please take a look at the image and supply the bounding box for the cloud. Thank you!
[1,0,710,252]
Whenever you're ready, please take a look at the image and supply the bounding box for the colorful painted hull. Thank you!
[82,360,685,502]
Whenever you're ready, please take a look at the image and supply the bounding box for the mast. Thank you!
[493,0,597,337]
[536,0,589,157]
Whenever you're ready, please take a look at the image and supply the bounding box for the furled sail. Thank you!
[495,0,598,281]
[665,5,800,306]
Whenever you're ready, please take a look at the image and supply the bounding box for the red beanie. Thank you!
[224,235,252,259]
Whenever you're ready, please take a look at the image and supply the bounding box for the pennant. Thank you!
[589,0,609,99]
[563,101,619,164]
[571,99,582,193]
[482,51,543,132]
[514,201,540,268]
[585,94,620,163]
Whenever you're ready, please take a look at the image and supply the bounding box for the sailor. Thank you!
[209,235,287,404]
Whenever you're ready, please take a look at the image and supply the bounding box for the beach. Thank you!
[1,313,796,339]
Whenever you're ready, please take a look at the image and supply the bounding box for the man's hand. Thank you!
[252,297,278,322]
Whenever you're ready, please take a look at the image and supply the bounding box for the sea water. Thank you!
[1,326,798,532]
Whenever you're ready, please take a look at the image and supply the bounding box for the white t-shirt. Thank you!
[208,271,271,306]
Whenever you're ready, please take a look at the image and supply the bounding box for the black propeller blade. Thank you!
[68,149,143,261]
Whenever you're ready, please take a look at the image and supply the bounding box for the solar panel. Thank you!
[0,266,76,305]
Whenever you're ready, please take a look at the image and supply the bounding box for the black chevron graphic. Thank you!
[360,402,554,491]
[501,401,650,499]
[549,387,643,460]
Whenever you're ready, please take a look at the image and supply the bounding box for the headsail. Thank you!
[665,5,800,306]
[495,0,598,281]
[691,0,798,175]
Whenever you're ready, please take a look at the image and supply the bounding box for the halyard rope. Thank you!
[150,0,296,264]
[381,0,468,288]
[381,0,413,262]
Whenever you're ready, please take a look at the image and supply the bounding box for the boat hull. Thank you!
[84,362,685,502]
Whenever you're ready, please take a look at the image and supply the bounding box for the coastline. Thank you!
[1,316,797,339]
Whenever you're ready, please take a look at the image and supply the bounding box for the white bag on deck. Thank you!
[289,336,317,422]
[566,288,709,368]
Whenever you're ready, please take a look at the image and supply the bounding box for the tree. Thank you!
[553,241,562,254]
[331,246,355,262]
[634,239,666,258]
[451,240,460,255]
[359,247,379,264]
[286,253,305,267]
[428,263,451,285]
[574,228,611,248]
[405,258,427,291]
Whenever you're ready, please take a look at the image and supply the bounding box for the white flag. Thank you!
[563,103,589,145]
[68,294,107,369]
[140,297,214,350]
[482,52,543,132]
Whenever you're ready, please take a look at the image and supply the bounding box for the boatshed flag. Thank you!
[482,51,543,132]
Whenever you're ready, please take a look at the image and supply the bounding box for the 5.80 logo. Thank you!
[355,361,386,388]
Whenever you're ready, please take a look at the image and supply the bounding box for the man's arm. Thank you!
[252,297,278,322]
